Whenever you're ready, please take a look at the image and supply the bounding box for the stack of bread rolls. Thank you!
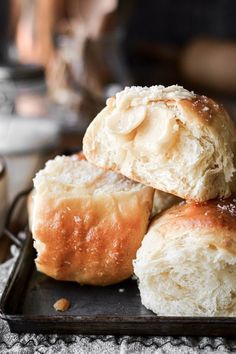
[31,85,236,316]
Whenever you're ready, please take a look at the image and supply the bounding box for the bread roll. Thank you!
[83,85,236,201]
[151,190,182,217]
[32,155,153,286]
[134,197,236,316]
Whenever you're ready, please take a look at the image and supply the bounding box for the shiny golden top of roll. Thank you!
[150,197,236,253]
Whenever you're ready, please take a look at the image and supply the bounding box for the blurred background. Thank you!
[1,0,236,147]
[1,0,236,239]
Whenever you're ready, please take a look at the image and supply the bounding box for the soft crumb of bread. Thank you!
[83,85,236,201]
[53,298,70,312]
[33,155,144,197]
[134,199,236,316]
[135,230,236,316]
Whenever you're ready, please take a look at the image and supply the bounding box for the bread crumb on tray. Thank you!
[53,298,70,312]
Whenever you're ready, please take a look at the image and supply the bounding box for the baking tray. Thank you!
[1,232,236,336]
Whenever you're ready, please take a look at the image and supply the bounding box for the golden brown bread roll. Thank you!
[32,155,153,286]
[83,85,236,201]
[134,197,236,316]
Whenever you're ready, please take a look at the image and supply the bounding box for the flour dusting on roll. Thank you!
[83,85,236,201]
[134,197,236,316]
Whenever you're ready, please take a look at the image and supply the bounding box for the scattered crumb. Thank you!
[118,288,125,293]
[53,298,70,312]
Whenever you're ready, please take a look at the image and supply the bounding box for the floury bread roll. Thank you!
[32,155,153,286]
[83,85,236,201]
[151,190,182,217]
[134,197,236,316]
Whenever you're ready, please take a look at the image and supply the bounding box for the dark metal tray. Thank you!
[1,233,236,336]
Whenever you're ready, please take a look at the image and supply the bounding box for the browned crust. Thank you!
[180,95,225,125]
[33,189,153,286]
[150,197,236,253]
[154,197,236,231]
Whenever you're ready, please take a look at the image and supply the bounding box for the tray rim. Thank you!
[2,232,236,335]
